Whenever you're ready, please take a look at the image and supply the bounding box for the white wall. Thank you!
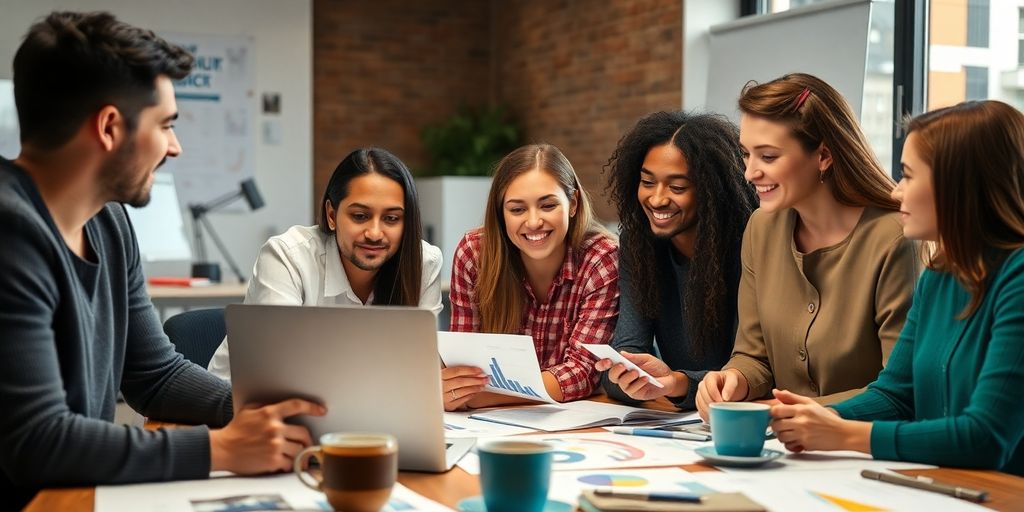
[0,0,312,280]
[682,0,741,110]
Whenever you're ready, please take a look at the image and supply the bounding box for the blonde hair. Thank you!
[738,73,899,211]
[476,144,611,333]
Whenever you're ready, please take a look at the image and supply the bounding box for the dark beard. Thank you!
[98,138,161,207]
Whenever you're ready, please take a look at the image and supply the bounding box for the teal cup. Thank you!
[477,439,552,512]
[709,402,771,457]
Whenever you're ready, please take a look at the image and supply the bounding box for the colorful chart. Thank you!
[487,357,542,398]
[541,437,646,466]
[809,491,889,512]
[577,474,649,487]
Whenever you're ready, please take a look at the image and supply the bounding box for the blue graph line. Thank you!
[487,358,541,398]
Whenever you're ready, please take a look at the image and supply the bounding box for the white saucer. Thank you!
[695,446,784,468]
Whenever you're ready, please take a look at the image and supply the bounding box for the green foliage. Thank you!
[419,105,520,176]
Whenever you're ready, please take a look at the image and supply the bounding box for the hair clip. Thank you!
[794,88,811,110]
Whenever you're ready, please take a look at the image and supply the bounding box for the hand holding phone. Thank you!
[584,344,665,389]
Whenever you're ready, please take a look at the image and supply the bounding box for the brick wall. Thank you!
[313,0,682,220]
[312,0,490,209]
[494,0,682,219]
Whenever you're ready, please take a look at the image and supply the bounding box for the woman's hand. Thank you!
[769,389,871,453]
[441,366,490,411]
[596,352,683,401]
[695,369,749,422]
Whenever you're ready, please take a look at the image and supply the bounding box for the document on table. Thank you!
[457,431,705,474]
[692,469,988,511]
[95,473,451,512]
[443,410,538,438]
[470,400,695,431]
[437,331,558,404]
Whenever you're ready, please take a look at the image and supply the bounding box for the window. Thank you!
[967,0,991,48]
[748,0,896,173]
[1018,8,1024,67]
[927,0,1017,110]
[965,66,990,100]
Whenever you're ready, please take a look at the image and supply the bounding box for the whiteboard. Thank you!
[705,0,875,121]
[162,33,255,212]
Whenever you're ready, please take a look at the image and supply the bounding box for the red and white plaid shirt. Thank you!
[449,229,619,401]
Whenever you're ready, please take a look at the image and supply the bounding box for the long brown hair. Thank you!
[908,100,1024,318]
[476,144,611,333]
[738,73,899,211]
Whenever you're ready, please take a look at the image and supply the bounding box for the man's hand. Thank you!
[596,352,682,401]
[210,399,326,474]
[695,369,749,422]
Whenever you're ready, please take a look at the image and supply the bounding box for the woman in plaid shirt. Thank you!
[443,144,619,411]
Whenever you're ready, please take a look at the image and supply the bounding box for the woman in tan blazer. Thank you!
[695,73,918,420]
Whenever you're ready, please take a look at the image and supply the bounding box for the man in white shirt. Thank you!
[209,148,444,379]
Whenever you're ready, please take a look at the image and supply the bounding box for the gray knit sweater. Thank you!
[0,159,233,510]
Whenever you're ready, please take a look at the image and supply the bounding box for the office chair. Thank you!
[163,308,226,368]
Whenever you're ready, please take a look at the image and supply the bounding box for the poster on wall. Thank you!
[163,33,255,211]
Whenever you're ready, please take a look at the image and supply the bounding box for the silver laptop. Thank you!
[225,304,474,472]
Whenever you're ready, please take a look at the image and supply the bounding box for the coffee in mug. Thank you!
[294,432,397,512]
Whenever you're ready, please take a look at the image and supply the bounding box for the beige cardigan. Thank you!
[723,206,918,404]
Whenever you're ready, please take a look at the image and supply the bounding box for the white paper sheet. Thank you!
[95,474,452,512]
[456,432,705,474]
[692,469,989,511]
[437,331,558,403]
[715,438,936,473]
[443,411,538,438]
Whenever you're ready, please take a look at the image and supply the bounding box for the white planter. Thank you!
[416,176,492,286]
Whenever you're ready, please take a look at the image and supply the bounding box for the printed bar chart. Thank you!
[488,357,541,398]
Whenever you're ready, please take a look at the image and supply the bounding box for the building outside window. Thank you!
[928,0,1022,110]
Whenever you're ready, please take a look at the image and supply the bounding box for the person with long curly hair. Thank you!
[595,111,756,409]
[769,100,1024,476]
[696,73,918,420]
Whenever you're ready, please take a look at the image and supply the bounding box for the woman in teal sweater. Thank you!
[768,100,1024,476]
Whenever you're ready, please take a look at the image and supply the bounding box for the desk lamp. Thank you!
[189,178,264,283]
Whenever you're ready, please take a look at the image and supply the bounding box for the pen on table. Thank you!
[594,489,703,503]
[860,469,988,503]
[654,418,704,428]
[610,427,710,442]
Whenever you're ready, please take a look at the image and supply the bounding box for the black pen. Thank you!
[860,469,988,503]
[593,489,703,503]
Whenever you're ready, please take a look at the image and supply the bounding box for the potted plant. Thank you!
[417,106,520,283]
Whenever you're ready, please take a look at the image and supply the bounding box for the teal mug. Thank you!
[477,439,552,512]
[709,402,771,457]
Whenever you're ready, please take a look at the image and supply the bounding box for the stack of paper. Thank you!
[470,400,695,431]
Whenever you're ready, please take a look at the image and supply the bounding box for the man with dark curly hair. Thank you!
[596,111,756,410]
[0,12,323,509]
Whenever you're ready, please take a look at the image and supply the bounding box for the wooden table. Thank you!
[25,395,1024,511]
[23,452,1024,511]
